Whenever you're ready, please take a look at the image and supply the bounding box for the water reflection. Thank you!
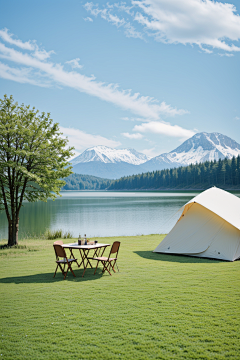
[0,191,239,240]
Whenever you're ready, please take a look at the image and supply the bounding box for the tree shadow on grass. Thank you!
[0,267,105,284]
[134,251,223,263]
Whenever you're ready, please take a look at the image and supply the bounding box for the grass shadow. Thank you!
[134,251,223,263]
[0,267,105,284]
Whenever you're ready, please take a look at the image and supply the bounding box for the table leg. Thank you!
[69,248,80,267]
[78,249,86,269]
[81,249,94,277]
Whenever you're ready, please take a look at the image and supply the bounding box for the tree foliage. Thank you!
[108,156,240,190]
[0,95,74,246]
[62,173,113,190]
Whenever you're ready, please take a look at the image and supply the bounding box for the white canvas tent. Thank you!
[154,187,240,261]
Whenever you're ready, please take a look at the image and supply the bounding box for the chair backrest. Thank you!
[53,244,66,259]
[110,241,120,257]
[54,240,63,245]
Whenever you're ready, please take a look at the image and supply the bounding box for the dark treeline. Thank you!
[62,173,113,190]
[108,156,240,190]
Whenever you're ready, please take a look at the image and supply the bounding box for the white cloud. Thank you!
[140,147,158,158]
[124,22,144,39]
[0,28,35,50]
[84,0,240,54]
[84,2,143,39]
[122,116,136,121]
[122,132,143,139]
[0,28,54,60]
[134,0,240,53]
[0,32,187,119]
[65,58,83,69]
[121,116,149,121]
[0,62,49,87]
[133,121,195,138]
[234,116,240,120]
[84,17,93,22]
[59,126,121,152]
[84,3,125,27]
[33,48,55,61]
[218,53,234,57]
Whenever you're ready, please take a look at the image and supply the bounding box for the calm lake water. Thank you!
[0,191,240,240]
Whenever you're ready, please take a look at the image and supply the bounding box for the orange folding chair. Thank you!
[93,241,120,276]
[53,241,77,280]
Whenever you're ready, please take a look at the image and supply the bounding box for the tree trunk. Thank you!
[7,218,19,246]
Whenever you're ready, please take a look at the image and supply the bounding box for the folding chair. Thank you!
[93,241,120,276]
[53,242,77,280]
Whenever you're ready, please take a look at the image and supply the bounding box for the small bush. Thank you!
[63,231,73,239]
[44,229,73,240]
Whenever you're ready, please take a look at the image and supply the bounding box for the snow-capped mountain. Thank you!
[70,133,240,179]
[172,132,240,163]
[70,145,150,166]
[144,132,240,171]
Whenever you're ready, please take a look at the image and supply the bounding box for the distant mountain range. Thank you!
[70,132,240,179]
[71,145,150,165]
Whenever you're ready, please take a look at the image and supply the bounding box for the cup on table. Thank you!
[95,240,98,244]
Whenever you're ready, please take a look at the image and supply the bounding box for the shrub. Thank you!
[44,229,73,240]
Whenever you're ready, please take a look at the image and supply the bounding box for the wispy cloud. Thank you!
[0,28,35,50]
[0,62,49,87]
[133,121,195,139]
[234,116,240,120]
[65,58,83,69]
[0,28,55,60]
[84,0,240,54]
[122,132,143,139]
[84,17,93,22]
[60,126,121,154]
[218,53,234,57]
[0,30,188,119]
[141,147,159,158]
[121,116,140,121]
[84,2,143,39]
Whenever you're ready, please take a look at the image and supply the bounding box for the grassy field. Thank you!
[0,235,239,359]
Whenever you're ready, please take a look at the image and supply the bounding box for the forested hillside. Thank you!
[62,173,112,190]
[108,156,240,190]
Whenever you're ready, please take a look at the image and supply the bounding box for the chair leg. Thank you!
[102,261,112,275]
[67,262,76,277]
[109,260,117,273]
[53,264,59,278]
[94,260,100,275]
[58,263,67,279]
[54,260,76,280]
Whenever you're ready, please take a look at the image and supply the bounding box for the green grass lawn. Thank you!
[0,235,239,359]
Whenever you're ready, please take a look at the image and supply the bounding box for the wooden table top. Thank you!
[62,242,110,250]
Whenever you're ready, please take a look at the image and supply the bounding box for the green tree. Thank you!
[0,95,74,246]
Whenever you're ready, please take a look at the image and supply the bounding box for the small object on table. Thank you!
[95,240,98,244]
[78,234,82,246]
[84,234,87,245]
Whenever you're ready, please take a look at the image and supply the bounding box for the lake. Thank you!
[0,190,240,240]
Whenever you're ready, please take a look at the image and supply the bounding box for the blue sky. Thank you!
[0,0,240,159]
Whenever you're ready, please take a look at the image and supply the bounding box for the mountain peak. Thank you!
[166,132,240,164]
[71,145,150,166]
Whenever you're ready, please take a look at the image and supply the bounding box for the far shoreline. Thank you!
[60,187,240,192]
